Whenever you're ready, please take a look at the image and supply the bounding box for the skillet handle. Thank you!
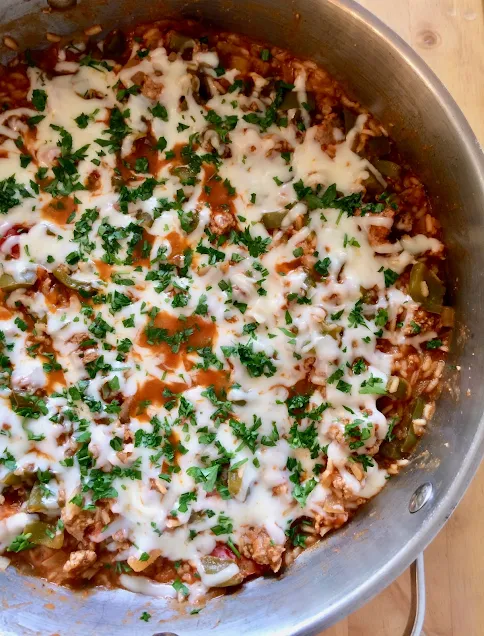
[408,553,426,636]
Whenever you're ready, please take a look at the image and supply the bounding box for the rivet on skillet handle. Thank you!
[409,482,433,513]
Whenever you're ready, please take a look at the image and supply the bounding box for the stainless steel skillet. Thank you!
[0,0,483,633]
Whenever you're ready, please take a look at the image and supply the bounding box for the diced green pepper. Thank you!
[262,211,287,230]
[169,32,195,52]
[136,210,154,228]
[52,266,93,293]
[0,272,35,291]
[27,482,49,513]
[408,262,445,314]
[360,286,377,305]
[200,555,243,587]
[179,210,199,234]
[24,521,64,549]
[321,321,343,340]
[280,91,315,112]
[279,91,299,111]
[362,172,385,196]
[401,397,425,453]
[171,166,195,186]
[380,397,425,459]
[379,439,402,460]
[1,471,22,486]
[228,469,243,497]
[111,175,124,192]
[10,391,41,413]
[385,193,399,207]
[387,376,409,400]
[374,159,401,179]
[101,380,118,401]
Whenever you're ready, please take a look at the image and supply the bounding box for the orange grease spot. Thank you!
[276,258,303,275]
[138,311,216,370]
[0,305,12,320]
[130,377,188,421]
[193,368,231,394]
[132,229,156,267]
[94,260,113,281]
[166,231,189,261]
[199,164,236,215]
[41,197,77,226]
[118,135,163,181]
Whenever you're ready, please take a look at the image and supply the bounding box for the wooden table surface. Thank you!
[321,1,484,635]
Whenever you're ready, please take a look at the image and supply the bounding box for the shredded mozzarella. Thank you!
[0,36,438,595]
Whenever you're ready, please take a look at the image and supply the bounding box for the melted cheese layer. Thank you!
[0,36,444,595]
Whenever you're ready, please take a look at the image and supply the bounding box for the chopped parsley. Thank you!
[0,176,32,214]
[359,375,387,395]
[31,89,47,111]
[222,342,276,378]
[7,533,34,553]
[383,268,399,288]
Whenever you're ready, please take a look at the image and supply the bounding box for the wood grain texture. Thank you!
[320,1,484,634]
